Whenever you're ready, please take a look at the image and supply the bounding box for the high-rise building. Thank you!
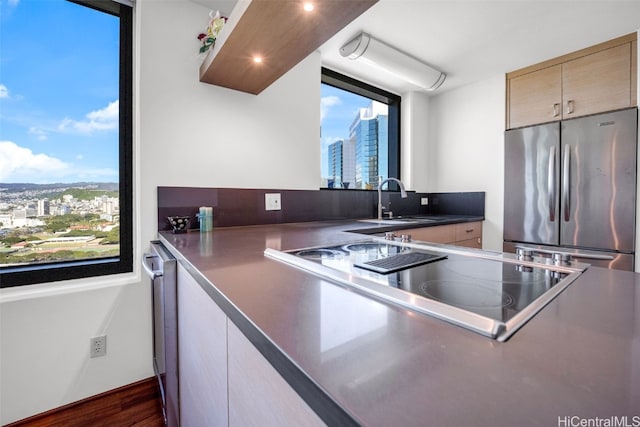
[327,139,343,187]
[349,101,388,189]
[342,138,356,189]
[328,138,357,189]
[37,199,50,216]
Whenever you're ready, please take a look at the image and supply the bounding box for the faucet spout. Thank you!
[377,176,408,220]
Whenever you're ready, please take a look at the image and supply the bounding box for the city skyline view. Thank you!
[0,0,120,184]
[1,1,122,268]
[321,83,388,188]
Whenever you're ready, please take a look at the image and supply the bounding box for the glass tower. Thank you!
[349,102,389,189]
[327,140,343,187]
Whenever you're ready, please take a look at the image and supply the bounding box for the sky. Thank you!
[0,0,120,184]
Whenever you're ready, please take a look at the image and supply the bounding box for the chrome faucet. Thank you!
[377,176,408,220]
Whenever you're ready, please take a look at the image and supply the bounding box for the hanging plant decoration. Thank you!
[197,10,227,54]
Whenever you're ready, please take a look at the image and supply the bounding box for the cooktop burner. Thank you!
[421,280,516,310]
[294,248,345,260]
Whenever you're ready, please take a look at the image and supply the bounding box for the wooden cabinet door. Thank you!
[177,265,229,427]
[227,322,325,427]
[562,43,632,118]
[508,64,562,128]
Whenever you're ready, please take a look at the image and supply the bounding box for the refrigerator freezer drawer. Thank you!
[503,241,634,271]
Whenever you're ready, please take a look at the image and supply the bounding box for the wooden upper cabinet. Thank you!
[508,64,562,129]
[562,43,632,118]
[506,33,637,129]
[200,0,378,94]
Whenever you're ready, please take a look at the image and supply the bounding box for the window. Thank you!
[0,0,133,287]
[320,68,400,190]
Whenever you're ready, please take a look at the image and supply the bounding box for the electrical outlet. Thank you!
[90,335,107,358]
[421,197,429,205]
[265,193,281,211]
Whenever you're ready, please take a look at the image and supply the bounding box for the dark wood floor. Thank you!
[6,377,165,427]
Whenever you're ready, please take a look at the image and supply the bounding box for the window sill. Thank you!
[0,270,141,303]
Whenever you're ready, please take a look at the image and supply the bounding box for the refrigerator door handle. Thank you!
[548,146,556,221]
[562,144,571,222]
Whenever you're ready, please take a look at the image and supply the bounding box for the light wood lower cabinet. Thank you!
[178,264,325,426]
[401,221,483,249]
[177,264,228,427]
[227,322,325,427]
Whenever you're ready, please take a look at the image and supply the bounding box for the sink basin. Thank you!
[401,215,445,221]
[357,218,421,225]
[358,216,443,224]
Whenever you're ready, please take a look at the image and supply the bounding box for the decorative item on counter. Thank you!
[167,216,190,233]
[198,206,213,232]
[197,10,227,54]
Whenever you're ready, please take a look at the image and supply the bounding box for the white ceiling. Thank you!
[190,0,640,95]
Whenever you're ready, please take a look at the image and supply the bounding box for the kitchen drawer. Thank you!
[402,224,456,244]
[455,221,482,242]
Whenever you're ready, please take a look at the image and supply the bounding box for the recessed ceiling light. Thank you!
[303,3,314,12]
[253,56,263,64]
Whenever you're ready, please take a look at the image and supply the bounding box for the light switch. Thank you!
[421,197,429,205]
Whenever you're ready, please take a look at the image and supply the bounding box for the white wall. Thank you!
[401,91,431,192]
[427,75,506,251]
[426,35,640,259]
[0,0,322,424]
[137,0,322,249]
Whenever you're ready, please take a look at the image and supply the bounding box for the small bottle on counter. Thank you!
[198,206,213,232]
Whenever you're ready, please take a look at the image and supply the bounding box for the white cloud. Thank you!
[28,126,48,141]
[0,84,9,98]
[0,141,69,182]
[0,141,118,183]
[320,95,341,122]
[58,100,119,134]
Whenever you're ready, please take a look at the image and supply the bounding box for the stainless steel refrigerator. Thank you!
[503,108,638,271]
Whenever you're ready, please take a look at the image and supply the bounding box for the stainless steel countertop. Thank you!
[158,218,640,426]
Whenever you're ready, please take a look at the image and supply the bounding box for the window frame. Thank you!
[321,67,401,190]
[0,0,134,288]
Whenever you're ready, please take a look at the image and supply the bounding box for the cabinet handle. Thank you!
[466,228,474,233]
[566,100,575,114]
[552,103,560,117]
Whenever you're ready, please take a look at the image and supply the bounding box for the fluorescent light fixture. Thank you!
[340,32,446,91]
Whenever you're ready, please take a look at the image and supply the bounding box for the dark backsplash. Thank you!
[157,187,484,231]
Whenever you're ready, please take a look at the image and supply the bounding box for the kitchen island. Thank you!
[158,218,639,426]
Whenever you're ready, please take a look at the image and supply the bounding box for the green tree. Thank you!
[100,226,120,244]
